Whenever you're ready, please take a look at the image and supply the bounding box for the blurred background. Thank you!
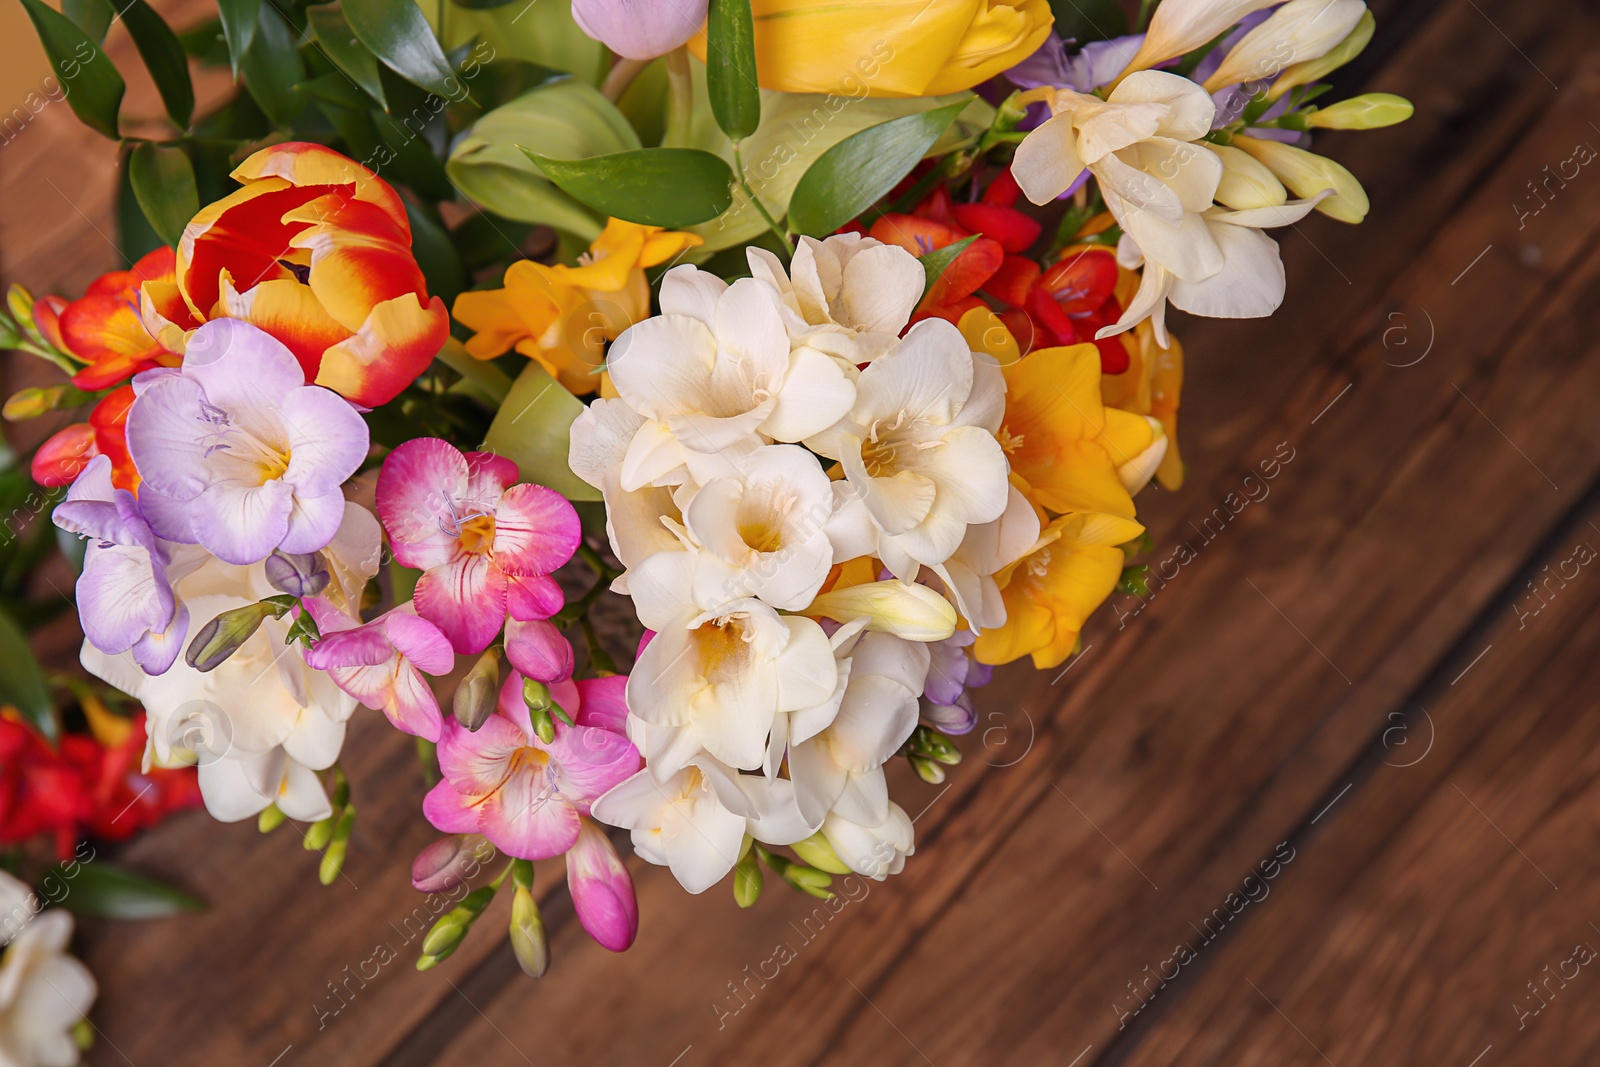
[4,0,1600,1064]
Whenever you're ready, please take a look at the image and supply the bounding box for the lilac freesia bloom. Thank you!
[302,597,456,742]
[920,629,992,736]
[1007,32,1147,93]
[126,319,368,566]
[52,455,190,675]
[571,0,708,61]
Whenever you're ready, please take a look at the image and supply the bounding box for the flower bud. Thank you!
[1306,93,1414,130]
[921,693,977,736]
[910,755,947,784]
[805,581,957,642]
[910,726,962,766]
[4,386,69,421]
[454,650,500,731]
[319,807,357,886]
[304,811,338,851]
[733,848,763,908]
[1233,136,1369,224]
[1201,0,1366,94]
[420,884,496,960]
[185,602,276,672]
[264,550,330,598]
[510,884,551,978]
[5,285,38,344]
[412,834,496,893]
[258,805,286,834]
[790,832,852,875]
[523,677,558,743]
[1267,9,1375,101]
[566,818,638,950]
[1207,144,1288,210]
[571,0,707,60]
[824,803,915,881]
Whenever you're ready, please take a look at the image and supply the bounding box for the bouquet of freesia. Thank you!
[0,0,1411,1044]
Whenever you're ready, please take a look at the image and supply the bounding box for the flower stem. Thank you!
[601,57,649,102]
[664,47,694,148]
[733,141,794,257]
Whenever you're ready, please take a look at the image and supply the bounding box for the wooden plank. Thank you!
[1115,487,1600,1066]
[398,1,1600,1064]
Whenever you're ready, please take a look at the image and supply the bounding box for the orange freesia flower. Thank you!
[141,142,450,408]
[32,383,138,490]
[34,248,182,391]
[973,510,1144,668]
[453,218,703,396]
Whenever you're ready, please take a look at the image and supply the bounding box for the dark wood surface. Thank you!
[4,0,1599,1064]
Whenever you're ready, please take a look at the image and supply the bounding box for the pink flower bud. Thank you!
[412,834,495,894]
[566,817,637,952]
[571,0,708,61]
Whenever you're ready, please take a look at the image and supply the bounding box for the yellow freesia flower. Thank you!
[453,218,702,394]
[974,511,1144,668]
[691,0,1054,98]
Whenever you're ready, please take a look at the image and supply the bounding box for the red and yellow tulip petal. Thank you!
[315,293,448,407]
[235,141,410,236]
[179,178,325,317]
[951,203,1042,253]
[291,198,428,332]
[139,280,201,355]
[31,424,97,487]
[130,246,177,286]
[222,276,354,382]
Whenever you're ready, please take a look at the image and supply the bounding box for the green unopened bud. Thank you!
[455,650,500,730]
[510,884,550,978]
[790,832,851,875]
[319,806,356,885]
[304,812,338,851]
[420,884,496,959]
[258,804,286,833]
[0,309,19,350]
[1307,93,1414,130]
[523,680,558,743]
[910,754,947,785]
[910,726,962,766]
[6,285,39,344]
[186,603,276,672]
[72,1018,94,1051]
[733,849,764,907]
[4,386,67,421]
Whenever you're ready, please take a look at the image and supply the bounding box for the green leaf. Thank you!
[118,0,195,128]
[481,362,600,502]
[1048,0,1128,42]
[43,863,204,919]
[306,7,385,110]
[239,0,304,126]
[432,0,606,87]
[706,0,759,142]
[450,0,518,9]
[0,609,52,741]
[446,79,640,239]
[61,0,110,43]
[917,233,979,301]
[20,0,124,138]
[788,100,967,237]
[342,0,460,100]
[116,150,165,264]
[527,148,733,229]
[215,0,260,77]
[128,143,198,247]
[403,199,466,306]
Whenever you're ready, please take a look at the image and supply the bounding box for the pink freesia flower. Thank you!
[567,815,638,952]
[571,0,707,60]
[376,438,581,654]
[302,597,455,742]
[422,670,641,860]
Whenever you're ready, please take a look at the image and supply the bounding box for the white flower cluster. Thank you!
[0,871,95,1067]
[573,234,1042,893]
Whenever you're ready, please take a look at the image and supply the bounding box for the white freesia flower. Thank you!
[568,397,690,584]
[624,550,839,777]
[1119,0,1281,77]
[789,631,930,827]
[808,318,1009,579]
[822,801,915,881]
[747,233,926,367]
[80,503,380,823]
[1201,0,1368,93]
[0,872,95,1067]
[1208,143,1289,209]
[606,270,856,487]
[930,483,1042,632]
[682,444,837,610]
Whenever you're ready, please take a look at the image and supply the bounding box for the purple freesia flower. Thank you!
[920,630,992,735]
[1008,33,1148,93]
[125,319,368,566]
[52,455,189,675]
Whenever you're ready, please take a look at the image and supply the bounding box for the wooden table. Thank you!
[5,0,1600,1063]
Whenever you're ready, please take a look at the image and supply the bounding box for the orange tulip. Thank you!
[142,142,450,408]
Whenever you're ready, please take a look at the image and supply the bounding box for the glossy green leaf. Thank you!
[119,0,195,128]
[917,233,979,301]
[306,7,385,110]
[404,199,466,306]
[788,100,968,237]
[43,862,204,919]
[0,609,53,742]
[432,0,606,86]
[446,79,640,239]
[216,0,260,77]
[450,0,518,9]
[706,0,759,142]
[20,0,124,138]
[128,143,198,247]
[239,0,304,125]
[527,148,733,228]
[342,0,460,100]
[117,150,164,263]
[61,0,110,44]
[481,362,599,502]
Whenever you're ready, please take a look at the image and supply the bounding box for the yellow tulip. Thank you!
[452,219,701,395]
[690,0,1054,98]
[974,511,1144,668]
